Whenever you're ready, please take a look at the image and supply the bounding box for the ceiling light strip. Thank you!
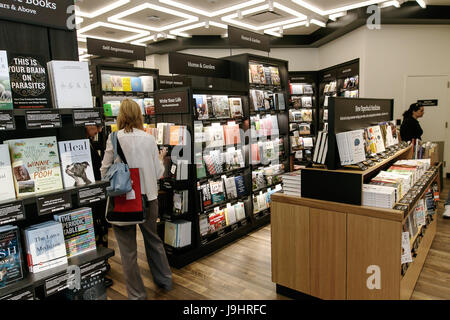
[159,0,266,17]
[292,0,390,16]
[76,0,130,19]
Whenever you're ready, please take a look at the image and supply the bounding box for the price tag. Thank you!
[0,200,25,225]
[72,108,103,127]
[0,110,15,130]
[45,273,69,297]
[36,191,72,216]
[25,109,61,129]
[77,184,106,206]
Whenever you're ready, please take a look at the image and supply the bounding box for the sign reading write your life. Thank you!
[0,0,74,30]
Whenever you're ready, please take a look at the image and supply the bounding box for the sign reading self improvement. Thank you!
[8,53,50,109]
[169,52,230,78]
[0,0,74,30]
[87,38,146,61]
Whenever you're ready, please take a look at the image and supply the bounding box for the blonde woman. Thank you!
[100,99,172,300]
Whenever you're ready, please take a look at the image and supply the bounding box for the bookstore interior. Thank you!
[0,0,449,303]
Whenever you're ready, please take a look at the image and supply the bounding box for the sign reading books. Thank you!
[72,108,103,127]
[77,184,107,206]
[417,99,438,107]
[0,0,74,30]
[154,89,189,114]
[0,110,15,130]
[25,109,62,129]
[87,38,146,60]
[7,54,50,109]
[330,97,393,133]
[228,26,270,53]
[169,52,230,78]
[36,191,72,216]
[0,200,25,225]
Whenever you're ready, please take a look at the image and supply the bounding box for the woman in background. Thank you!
[100,99,172,300]
[400,103,424,142]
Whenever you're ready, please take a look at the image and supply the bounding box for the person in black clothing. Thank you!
[400,103,424,142]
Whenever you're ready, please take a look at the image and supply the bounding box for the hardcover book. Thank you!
[263,67,272,85]
[130,77,143,92]
[250,89,265,111]
[47,61,93,109]
[143,98,155,115]
[5,136,63,197]
[24,221,67,273]
[257,64,266,84]
[53,207,96,258]
[0,51,13,110]
[121,77,132,92]
[234,202,246,221]
[209,180,225,204]
[193,94,209,120]
[0,145,16,202]
[224,176,238,199]
[140,76,154,92]
[0,225,23,287]
[200,183,212,208]
[249,63,260,84]
[8,53,50,109]
[269,67,281,86]
[224,205,236,225]
[276,93,285,110]
[101,74,112,91]
[234,175,247,197]
[212,95,230,119]
[58,139,95,188]
[301,96,312,108]
[229,97,243,118]
[111,76,123,91]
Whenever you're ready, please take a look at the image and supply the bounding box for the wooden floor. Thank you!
[107,179,450,300]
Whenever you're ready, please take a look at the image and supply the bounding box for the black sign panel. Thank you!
[77,184,106,206]
[154,89,189,114]
[87,38,146,61]
[0,287,34,300]
[25,109,61,129]
[0,110,15,130]
[169,52,230,78]
[8,53,51,109]
[0,0,74,30]
[159,75,191,89]
[36,191,72,216]
[0,200,25,225]
[72,108,103,127]
[330,97,393,133]
[228,26,270,53]
[338,62,359,78]
[418,99,438,107]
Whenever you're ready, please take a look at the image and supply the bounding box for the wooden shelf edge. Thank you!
[271,193,404,222]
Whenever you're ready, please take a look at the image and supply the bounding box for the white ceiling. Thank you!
[75,0,447,60]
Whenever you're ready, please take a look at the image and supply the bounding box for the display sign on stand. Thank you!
[0,200,25,225]
[72,108,103,127]
[77,184,106,206]
[0,110,15,130]
[36,191,72,216]
[25,109,62,129]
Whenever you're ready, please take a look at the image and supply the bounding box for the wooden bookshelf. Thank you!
[271,159,441,300]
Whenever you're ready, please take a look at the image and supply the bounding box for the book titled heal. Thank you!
[5,136,63,197]
[58,139,95,188]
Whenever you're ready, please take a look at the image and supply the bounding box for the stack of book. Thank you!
[253,184,283,214]
[313,130,328,165]
[156,123,188,146]
[335,129,366,166]
[164,220,191,248]
[281,171,301,196]
[53,207,96,258]
[24,221,68,273]
[362,184,396,209]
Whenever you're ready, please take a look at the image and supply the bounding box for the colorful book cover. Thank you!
[121,77,132,92]
[263,67,272,85]
[130,77,143,92]
[169,125,181,146]
[5,136,63,197]
[7,53,50,109]
[143,98,154,115]
[249,63,260,84]
[212,95,230,119]
[0,145,16,202]
[193,94,209,120]
[257,64,266,84]
[0,51,13,110]
[53,207,96,258]
[0,225,23,287]
[58,139,95,188]
[111,75,123,91]
[229,97,243,118]
[210,180,225,204]
[270,66,281,86]
[234,176,247,197]
[101,74,112,91]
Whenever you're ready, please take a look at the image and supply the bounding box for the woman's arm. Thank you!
[100,134,114,179]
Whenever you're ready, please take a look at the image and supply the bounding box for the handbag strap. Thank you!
[111,131,128,165]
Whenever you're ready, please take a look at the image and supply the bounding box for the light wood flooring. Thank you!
[107,179,450,300]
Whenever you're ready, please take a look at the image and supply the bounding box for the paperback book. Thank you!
[58,139,95,188]
[0,225,23,287]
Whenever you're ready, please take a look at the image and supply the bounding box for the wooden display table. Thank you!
[271,162,441,300]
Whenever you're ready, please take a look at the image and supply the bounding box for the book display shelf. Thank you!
[225,54,289,227]
[0,19,114,300]
[288,72,317,170]
[270,97,441,300]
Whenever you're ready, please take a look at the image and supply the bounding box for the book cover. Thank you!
[224,205,236,225]
[224,123,241,145]
[5,136,63,197]
[299,123,310,135]
[301,109,312,122]
[200,183,212,208]
[303,85,313,94]
[169,125,181,146]
[301,96,312,108]
[199,215,209,237]
[210,180,225,204]
[121,77,132,92]
[53,207,96,258]
[48,61,93,109]
[269,67,281,86]
[212,95,230,119]
[250,89,264,111]
[143,98,155,115]
[224,176,238,199]
[24,221,67,273]
[263,67,272,85]
[8,53,50,109]
[249,63,260,84]
[257,64,266,84]
[234,202,245,220]
[140,76,154,92]
[0,225,23,287]
[130,77,143,92]
[195,152,207,179]
[111,75,123,91]
[58,139,95,188]
[193,94,209,120]
[276,93,285,110]
[290,83,303,95]
[229,97,243,118]
[0,145,16,202]
[368,125,386,154]
[101,74,112,91]
[0,51,13,110]
[234,176,247,197]
[292,96,302,108]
